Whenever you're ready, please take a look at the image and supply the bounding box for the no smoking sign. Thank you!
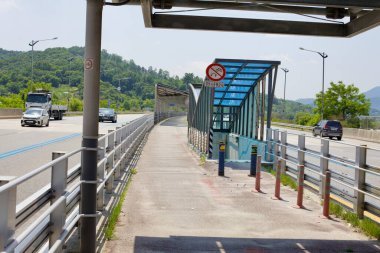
[206,63,226,82]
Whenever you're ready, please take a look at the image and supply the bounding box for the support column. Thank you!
[80,0,103,252]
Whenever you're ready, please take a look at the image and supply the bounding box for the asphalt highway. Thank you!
[0,114,145,203]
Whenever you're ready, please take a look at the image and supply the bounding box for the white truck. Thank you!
[25,90,67,120]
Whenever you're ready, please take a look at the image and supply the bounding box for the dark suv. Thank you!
[99,108,117,123]
[312,120,343,140]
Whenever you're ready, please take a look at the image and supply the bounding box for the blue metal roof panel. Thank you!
[210,59,278,107]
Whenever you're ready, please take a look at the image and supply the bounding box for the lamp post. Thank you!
[28,37,58,84]
[68,57,74,86]
[117,77,129,110]
[63,91,70,112]
[281,68,289,116]
[299,47,328,120]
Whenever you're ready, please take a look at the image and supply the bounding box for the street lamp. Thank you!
[299,47,328,120]
[116,77,130,110]
[68,57,74,86]
[281,68,289,115]
[63,91,70,112]
[117,77,130,92]
[28,37,58,83]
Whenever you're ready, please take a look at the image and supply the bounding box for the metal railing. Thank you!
[0,114,154,252]
[271,121,313,131]
[266,128,380,220]
[154,111,187,124]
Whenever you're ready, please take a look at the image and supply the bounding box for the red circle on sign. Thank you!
[206,63,226,82]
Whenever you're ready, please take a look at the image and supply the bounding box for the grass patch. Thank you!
[329,201,380,240]
[105,176,133,240]
[264,166,298,191]
[280,174,298,190]
[130,168,138,175]
[200,153,207,166]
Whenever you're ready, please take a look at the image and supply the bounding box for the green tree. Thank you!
[69,98,83,111]
[0,94,24,108]
[314,81,370,120]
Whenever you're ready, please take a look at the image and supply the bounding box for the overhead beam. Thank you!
[245,0,380,9]
[152,14,347,37]
[153,1,340,17]
[117,0,380,9]
[346,10,380,37]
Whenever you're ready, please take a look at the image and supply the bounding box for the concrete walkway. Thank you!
[104,116,380,253]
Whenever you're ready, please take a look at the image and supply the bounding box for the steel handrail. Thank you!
[0,115,154,253]
[0,148,84,194]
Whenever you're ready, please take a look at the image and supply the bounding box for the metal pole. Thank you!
[283,71,286,114]
[322,171,331,219]
[273,159,282,200]
[80,0,103,252]
[281,68,289,115]
[68,58,73,86]
[296,165,305,208]
[321,55,325,120]
[250,145,257,176]
[254,155,262,193]
[28,37,57,85]
[218,142,225,176]
[31,43,34,84]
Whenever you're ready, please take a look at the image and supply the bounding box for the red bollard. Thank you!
[322,171,331,219]
[272,159,282,200]
[296,165,305,208]
[254,156,262,193]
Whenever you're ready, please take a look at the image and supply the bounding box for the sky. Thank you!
[1,0,380,100]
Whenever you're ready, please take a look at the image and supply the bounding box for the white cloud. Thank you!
[0,0,18,13]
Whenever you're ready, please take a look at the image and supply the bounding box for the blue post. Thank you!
[250,145,257,176]
[218,142,225,176]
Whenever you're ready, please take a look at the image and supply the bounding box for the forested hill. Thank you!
[0,47,202,110]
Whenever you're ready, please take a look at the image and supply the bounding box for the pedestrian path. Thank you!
[104,116,379,253]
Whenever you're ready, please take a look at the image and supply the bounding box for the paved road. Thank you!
[105,116,380,253]
[0,114,145,203]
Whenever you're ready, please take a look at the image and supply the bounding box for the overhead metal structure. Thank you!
[112,0,380,37]
[188,58,280,158]
[155,83,188,123]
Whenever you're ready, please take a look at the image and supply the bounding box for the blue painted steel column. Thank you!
[218,142,225,176]
[250,145,257,176]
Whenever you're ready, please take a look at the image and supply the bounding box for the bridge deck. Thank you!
[104,116,379,253]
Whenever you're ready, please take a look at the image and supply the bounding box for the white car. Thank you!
[21,108,50,127]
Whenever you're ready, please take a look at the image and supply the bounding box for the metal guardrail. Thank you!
[154,111,187,124]
[0,114,154,253]
[266,128,380,221]
[271,121,313,131]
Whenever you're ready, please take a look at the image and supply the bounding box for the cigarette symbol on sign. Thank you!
[206,63,226,82]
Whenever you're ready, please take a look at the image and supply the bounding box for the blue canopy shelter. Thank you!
[188,59,280,159]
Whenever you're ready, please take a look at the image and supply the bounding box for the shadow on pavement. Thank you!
[134,235,380,253]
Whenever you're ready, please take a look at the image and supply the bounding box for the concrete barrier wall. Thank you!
[344,128,380,143]
[0,108,23,119]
